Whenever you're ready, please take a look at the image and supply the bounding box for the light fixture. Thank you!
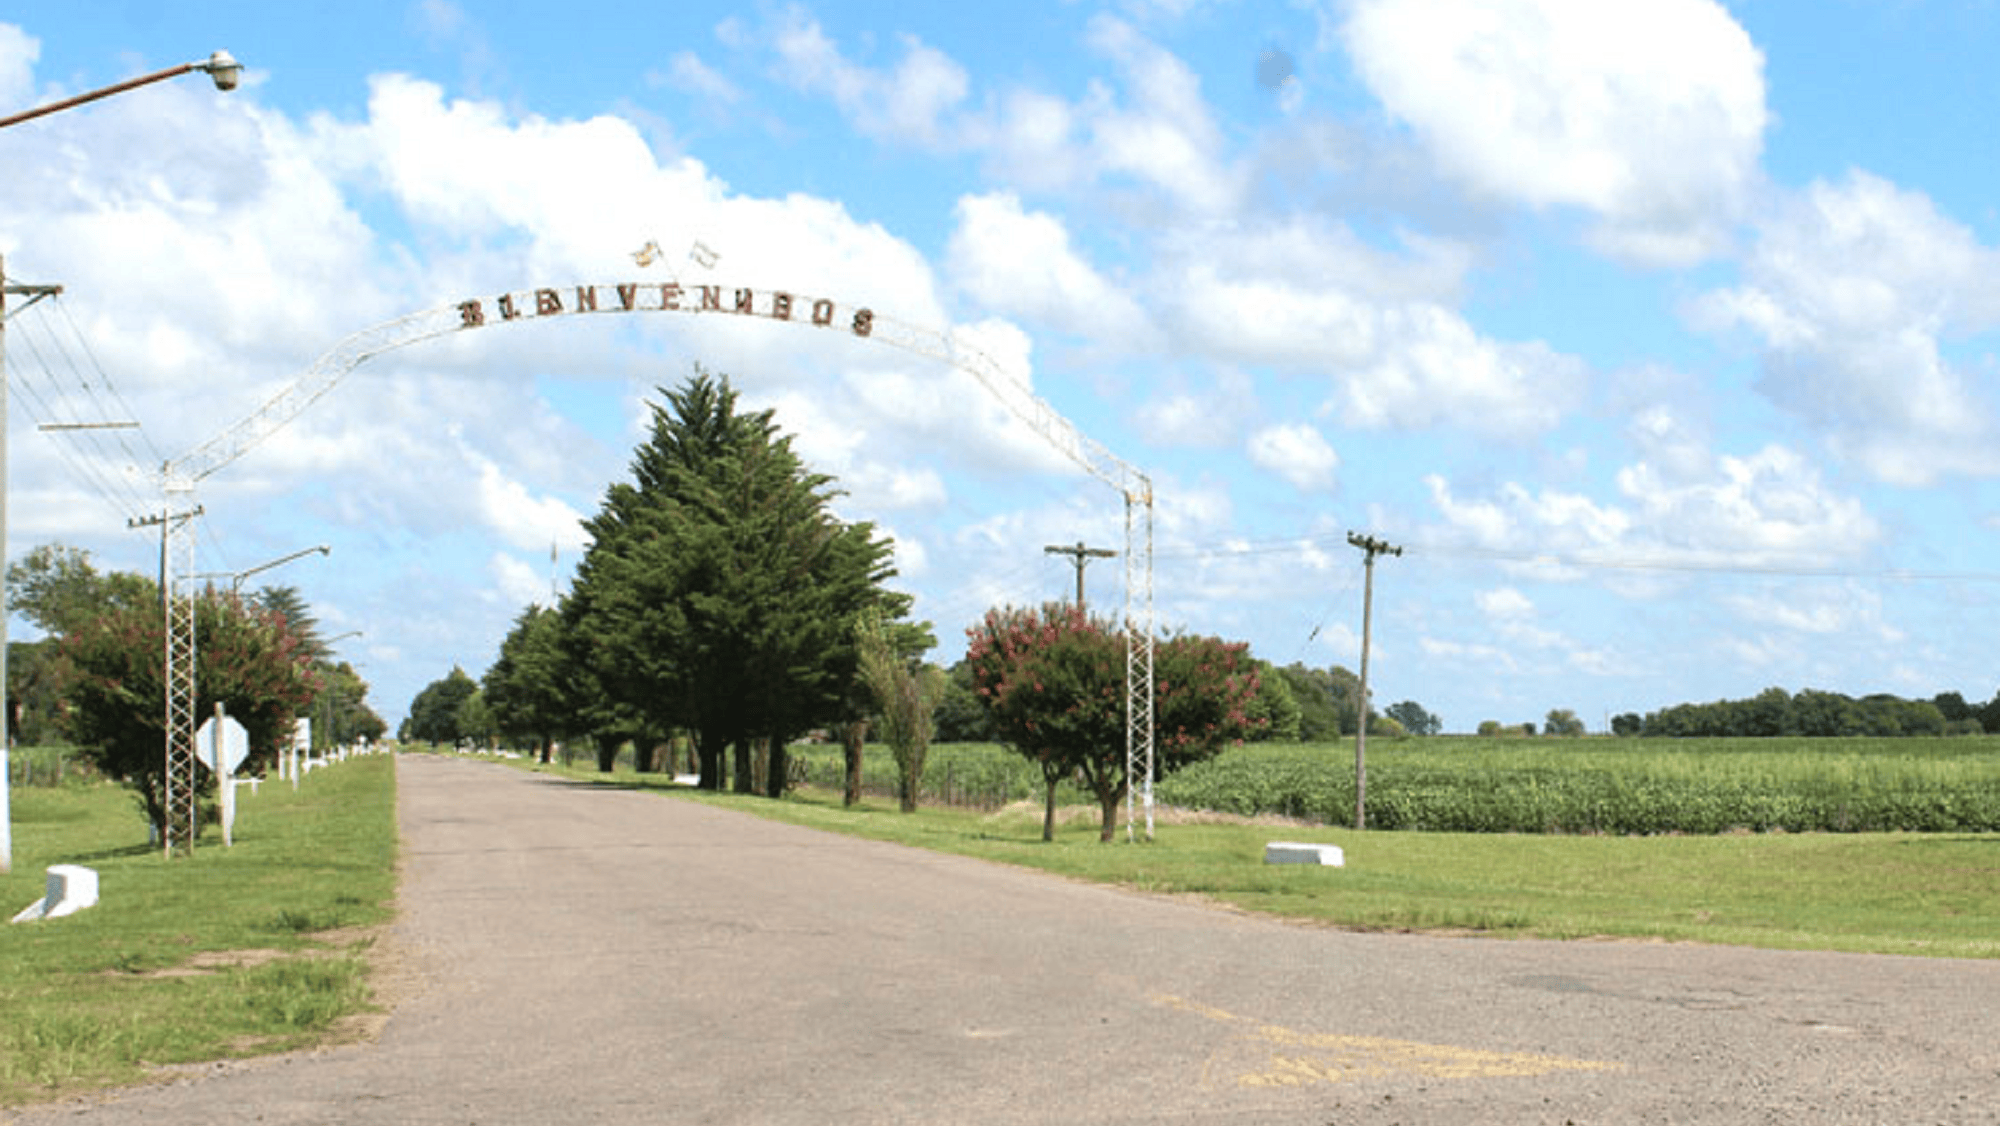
[198,51,243,92]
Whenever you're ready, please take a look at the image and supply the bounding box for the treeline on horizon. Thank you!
[1608,686,1997,739]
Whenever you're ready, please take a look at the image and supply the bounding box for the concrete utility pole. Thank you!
[1045,541,1116,610]
[1,256,64,875]
[1347,532,1401,831]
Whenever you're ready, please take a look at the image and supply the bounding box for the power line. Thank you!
[53,297,166,468]
[9,297,160,495]
[1406,541,2000,584]
[1153,528,2000,585]
[918,552,1057,642]
[1298,566,1362,658]
[3,300,157,523]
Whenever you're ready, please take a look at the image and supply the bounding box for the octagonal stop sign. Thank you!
[197,714,250,776]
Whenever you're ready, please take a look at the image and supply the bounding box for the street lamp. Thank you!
[194,544,331,594]
[0,51,246,870]
[0,52,243,130]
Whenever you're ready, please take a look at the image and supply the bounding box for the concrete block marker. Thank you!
[11,864,100,923]
[1264,841,1344,867]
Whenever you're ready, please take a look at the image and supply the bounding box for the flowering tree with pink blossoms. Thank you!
[967,602,1264,841]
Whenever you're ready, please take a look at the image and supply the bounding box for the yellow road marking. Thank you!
[1152,993,1625,1088]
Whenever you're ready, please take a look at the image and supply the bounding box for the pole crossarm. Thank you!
[1044,540,1117,608]
[1,284,63,316]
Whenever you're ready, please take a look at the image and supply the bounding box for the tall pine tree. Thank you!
[566,369,912,793]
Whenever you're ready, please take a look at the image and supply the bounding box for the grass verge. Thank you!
[0,755,398,1107]
[510,753,2000,960]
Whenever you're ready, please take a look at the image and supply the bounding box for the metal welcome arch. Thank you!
[156,279,1157,853]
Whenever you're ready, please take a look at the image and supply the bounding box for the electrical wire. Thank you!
[4,300,158,524]
[917,550,1061,640]
[12,299,159,517]
[1153,526,2000,585]
[1401,540,2000,584]
[53,298,166,470]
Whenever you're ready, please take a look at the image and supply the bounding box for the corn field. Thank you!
[797,736,2000,834]
[1156,737,2000,834]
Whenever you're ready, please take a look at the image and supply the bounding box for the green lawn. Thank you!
[0,754,398,1106]
[522,753,2000,959]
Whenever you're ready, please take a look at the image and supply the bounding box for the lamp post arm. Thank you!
[0,52,241,131]
[230,545,331,593]
[0,62,195,130]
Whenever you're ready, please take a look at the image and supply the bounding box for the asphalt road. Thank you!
[12,754,2000,1124]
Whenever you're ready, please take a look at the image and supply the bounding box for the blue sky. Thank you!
[6,0,2000,734]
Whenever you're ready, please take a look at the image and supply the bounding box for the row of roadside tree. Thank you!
[417,371,1437,841]
[6,543,385,834]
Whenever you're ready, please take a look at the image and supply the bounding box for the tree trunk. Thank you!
[696,730,723,790]
[732,737,754,794]
[842,720,867,806]
[1085,770,1126,842]
[765,736,789,798]
[538,735,552,765]
[594,733,619,773]
[634,738,657,774]
[1098,785,1124,842]
[1042,774,1058,842]
[143,775,169,847]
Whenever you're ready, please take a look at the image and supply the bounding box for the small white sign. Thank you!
[198,714,253,846]
[289,717,312,787]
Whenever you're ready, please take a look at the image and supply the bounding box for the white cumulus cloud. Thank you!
[469,449,590,554]
[946,192,1150,344]
[770,9,969,148]
[490,551,553,610]
[1689,171,2000,485]
[1425,439,1877,569]
[1247,422,1339,492]
[0,22,36,105]
[1342,0,1767,265]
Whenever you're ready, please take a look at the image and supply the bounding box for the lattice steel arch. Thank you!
[164,279,1160,840]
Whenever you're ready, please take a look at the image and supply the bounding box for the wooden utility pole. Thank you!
[1045,541,1116,610]
[1347,532,1401,830]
